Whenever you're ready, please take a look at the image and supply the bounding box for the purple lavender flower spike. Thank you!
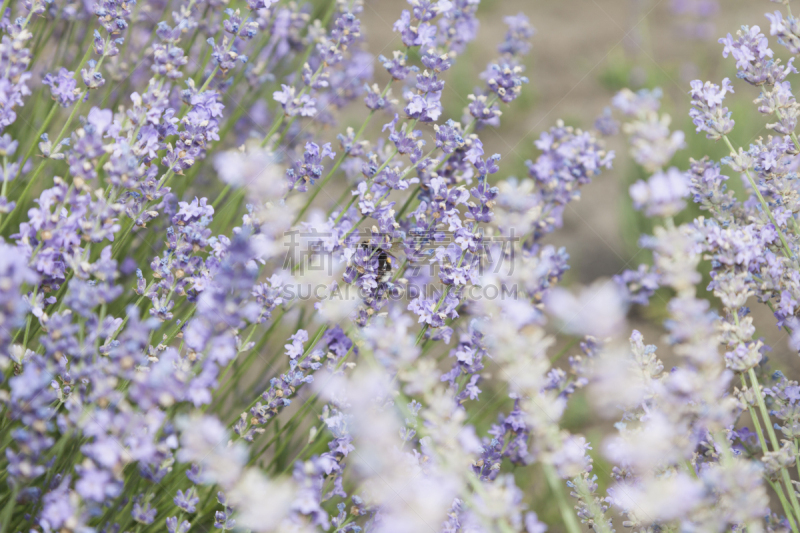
[274,84,317,117]
[689,78,735,140]
[719,25,796,86]
[612,87,662,116]
[484,62,529,104]
[629,167,690,217]
[498,13,536,57]
[766,10,800,54]
[43,68,79,107]
[594,107,619,136]
[287,142,336,192]
[614,264,661,306]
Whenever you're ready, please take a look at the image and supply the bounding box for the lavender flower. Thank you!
[286,142,336,192]
[720,25,795,86]
[498,13,536,57]
[484,62,529,104]
[629,167,690,217]
[620,103,686,172]
[614,264,661,306]
[545,281,627,337]
[0,241,37,351]
[593,107,619,136]
[0,17,33,132]
[689,78,735,140]
[524,121,614,245]
[612,87,662,116]
[43,68,79,107]
[766,10,800,54]
[273,84,317,117]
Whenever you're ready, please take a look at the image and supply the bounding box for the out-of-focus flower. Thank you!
[544,281,627,337]
[629,167,690,217]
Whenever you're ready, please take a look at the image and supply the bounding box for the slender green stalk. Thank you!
[795,438,800,482]
[292,81,394,225]
[20,102,58,168]
[770,478,800,533]
[395,184,420,219]
[542,464,582,533]
[742,374,770,456]
[0,0,11,19]
[0,487,19,533]
[741,375,800,533]
[550,338,579,364]
[231,324,329,426]
[1,57,98,233]
[748,367,800,522]
[272,114,299,148]
[216,310,287,405]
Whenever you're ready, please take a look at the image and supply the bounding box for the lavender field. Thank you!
[2,0,800,531]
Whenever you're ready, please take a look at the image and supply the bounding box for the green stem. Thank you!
[749,367,783,451]
[550,338,579,364]
[0,487,19,533]
[212,183,232,209]
[20,102,58,168]
[52,91,89,147]
[795,438,800,482]
[233,324,329,425]
[542,464,582,533]
[770,478,800,533]
[791,132,800,152]
[395,185,420,219]
[748,367,800,522]
[217,310,287,405]
[198,65,220,93]
[741,374,770,456]
[292,81,393,225]
[272,114,299,148]
[259,115,286,148]
[740,374,799,531]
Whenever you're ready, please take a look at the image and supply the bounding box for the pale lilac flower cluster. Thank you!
[720,24,796,85]
[609,88,686,172]
[766,9,800,53]
[584,4,800,530]
[670,0,719,40]
[522,121,614,246]
[629,167,690,217]
[689,77,735,139]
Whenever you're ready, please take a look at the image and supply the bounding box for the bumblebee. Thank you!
[359,241,402,281]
